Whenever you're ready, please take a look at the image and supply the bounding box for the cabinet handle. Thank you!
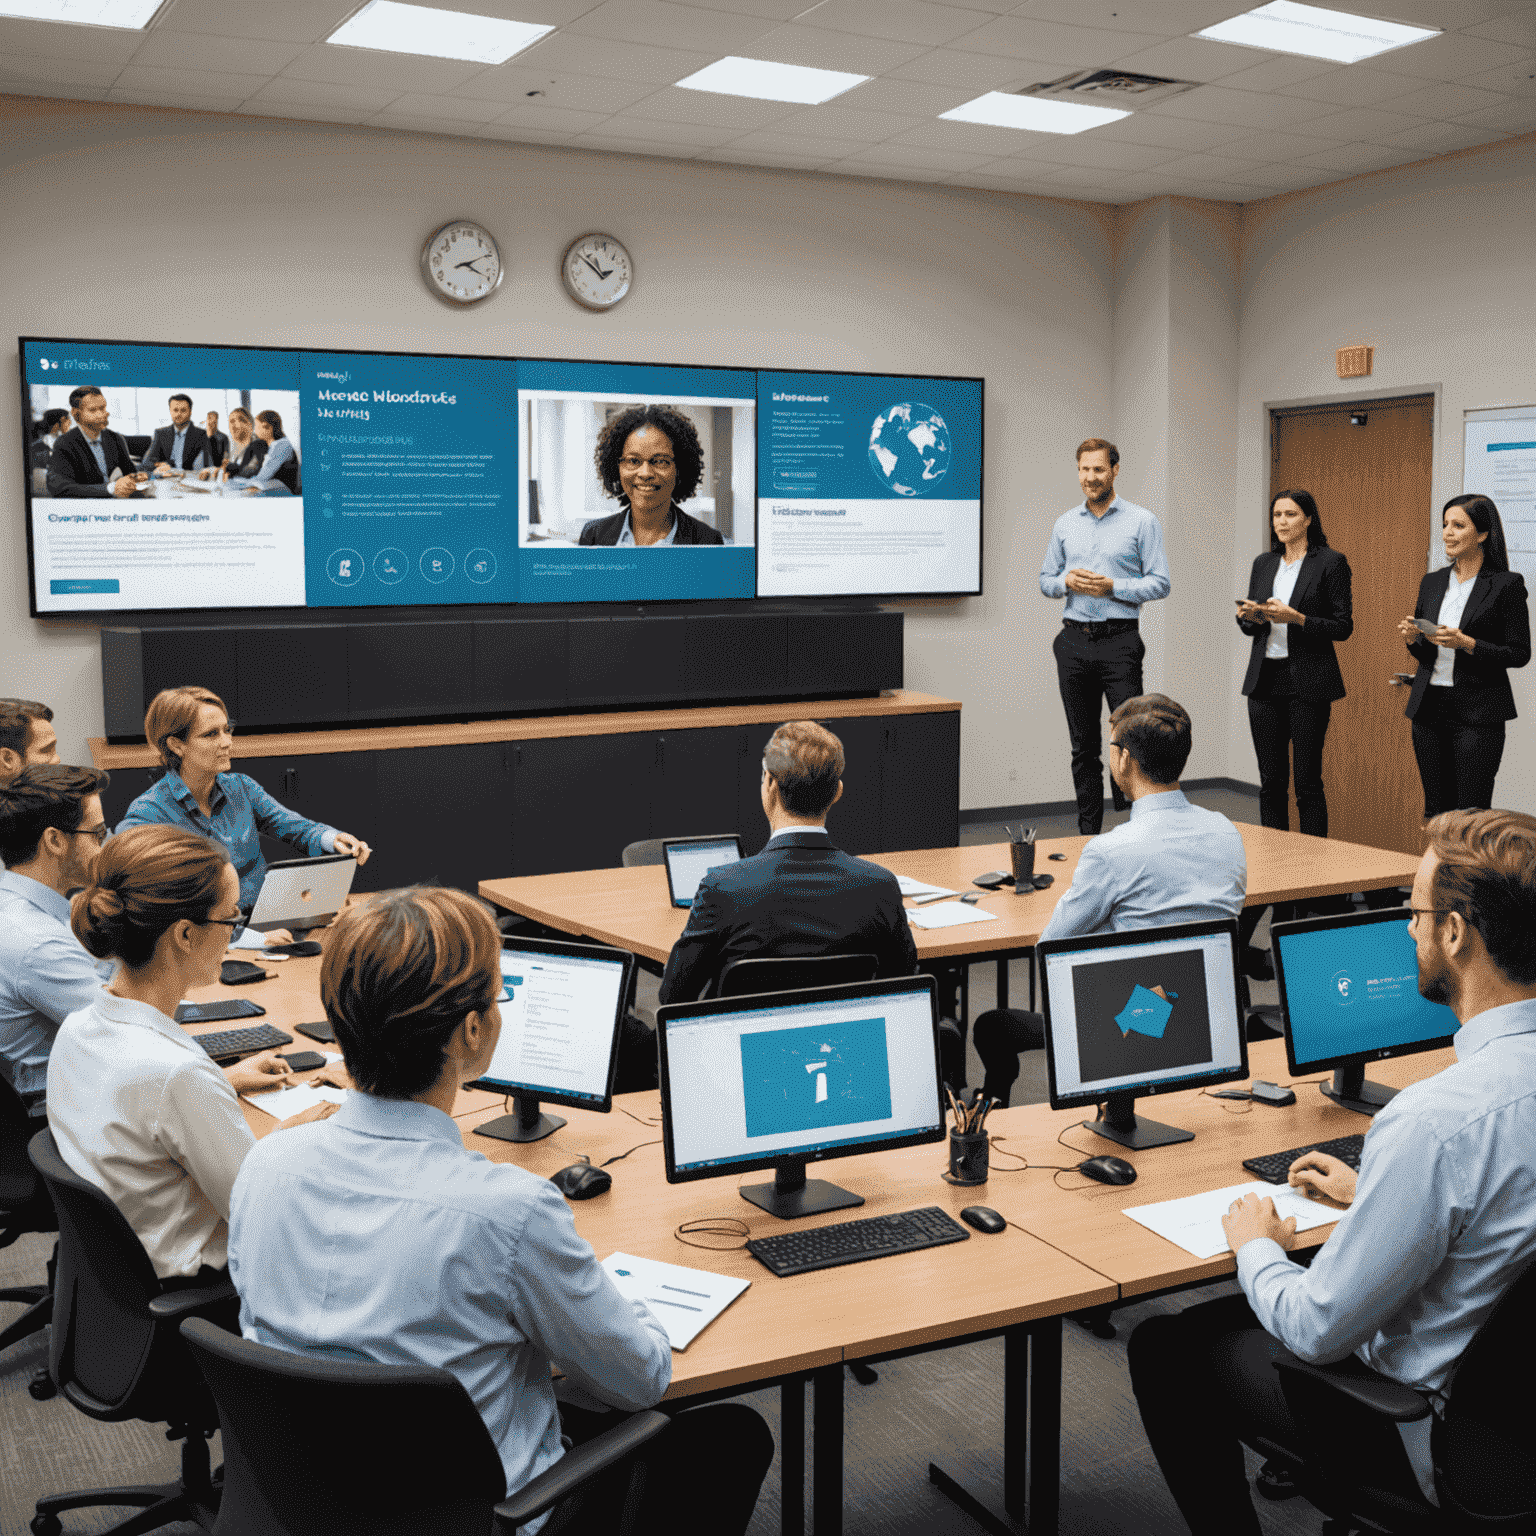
[284,767,297,799]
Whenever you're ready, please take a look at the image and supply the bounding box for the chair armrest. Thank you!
[1273,1350,1433,1423]
[149,1279,238,1324]
[494,1409,671,1530]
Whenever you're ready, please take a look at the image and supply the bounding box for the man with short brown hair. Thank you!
[1039,438,1170,834]
[0,699,59,789]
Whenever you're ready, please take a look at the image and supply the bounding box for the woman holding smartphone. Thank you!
[1398,493,1530,816]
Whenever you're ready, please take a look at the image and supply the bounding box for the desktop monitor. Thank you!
[657,975,944,1219]
[663,834,743,908]
[468,935,636,1144]
[1272,907,1457,1116]
[1038,919,1247,1150]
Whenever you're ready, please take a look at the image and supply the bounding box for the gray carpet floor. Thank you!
[3,786,1333,1536]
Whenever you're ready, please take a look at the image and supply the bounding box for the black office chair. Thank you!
[27,1129,232,1536]
[0,1076,57,1399]
[717,953,879,998]
[1272,1255,1536,1534]
[178,1316,670,1535]
[621,834,738,868]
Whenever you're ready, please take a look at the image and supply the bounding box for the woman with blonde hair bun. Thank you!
[47,824,343,1284]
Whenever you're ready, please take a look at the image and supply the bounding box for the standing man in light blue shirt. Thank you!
[1130,807,1536,1531]
[0,765,113,1115]
[970,696,1245,1104]
[230,886,772,1535]
[1040,439,1171,834]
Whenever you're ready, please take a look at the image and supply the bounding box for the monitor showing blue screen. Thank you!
[1274,910,1458,1072]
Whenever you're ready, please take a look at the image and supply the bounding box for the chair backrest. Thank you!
[27,1128,169,1420]
[180,1316,508,1536]
[1435,1254,1536,1524]
[0,1075,47,1233]
[718,953,880,998]
[622,838,667,868]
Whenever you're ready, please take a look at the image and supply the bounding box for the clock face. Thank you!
[562,233,633,311]
[422,220,502,306]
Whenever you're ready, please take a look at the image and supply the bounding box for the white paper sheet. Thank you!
[242,1082,348,1119]
[907,901,1001,930]
[601,1253,751,1351]
[1122,1180,1344,1260]
[895,876,956,900]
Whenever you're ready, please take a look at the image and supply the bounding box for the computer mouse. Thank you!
[960,1205,1007,1234]
[551,1163,612,1200]
[1078,1155,1137,1186]
[1048,852,1068,861]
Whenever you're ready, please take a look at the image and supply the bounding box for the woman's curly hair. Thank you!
[594,404,703,503]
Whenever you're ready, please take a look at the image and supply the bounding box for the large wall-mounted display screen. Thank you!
[20,338,981,615]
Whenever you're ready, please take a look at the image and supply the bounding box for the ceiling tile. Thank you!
[577,112,740,143]
[939,171,1054,190]
[1455,96,1536,129]
[1303,105,1431,139]
[1453,58,1536,94]
[107,89,251,111]
[1038,164,1132,186]
[513,32,717,83]
[448,67,656,111]
[1206,56,1342,94]
[887,116,1071,154]
[236,101,378,123]
[0,18,143,64]
[1151,149,1267,177]
[699,147,833,166]
[1296,141,1422,171]
[837,76,974,115]
[491,0,615,24]
[466,121,581,142]
[569,132,699,154]
[1286,63,1438,106]
[383,92,509,121]
[246,77,403,112]
[110,65,269,101]
[1146,84,1303,127]
[1370,79,1511,116]
[685,0,827,19]
[620,86,801,127]
[1358,0,1531,24]
[790,0,995,47]
[1035,134,1184,168]
[1233,161,1345,189]
[722,127,875,155]
[279,45,487,93]
[1092,113,1256,150]
[367,111,494,134]
[1465,12,1536,49]
[566,0,776,50]
[741,23,929,72]
[1365,32,1533,81]
[1375,119,1505,152]
[1215,127,1353,159]
[1008,0,1233,32]
[152,0,355,45]
[1108,36,1281,83]
[0,80,110,101]
[0,54,122,88]
[770,101,930,140]
[489,100,612,129]
[945,16,1165,64]
[128,29,305,74]
[838,140,993,168]
[820,158,953,179]
[885,48,1054,88]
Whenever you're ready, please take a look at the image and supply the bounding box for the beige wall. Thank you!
[0,95,1115,810]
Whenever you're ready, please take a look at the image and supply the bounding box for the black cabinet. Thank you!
[510,734,655,877]
[99,766,159,829]
[375,743,509,894]
[230,751,382,893]
[879,711,961,852]
[650,730,745,846]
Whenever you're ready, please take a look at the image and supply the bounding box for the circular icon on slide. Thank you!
[420,547,454,583]
[1332,969,1355,1005]
[465,548,497,584]
[868,402,951,497]
[326,548,365,587]
[373,547,408,585]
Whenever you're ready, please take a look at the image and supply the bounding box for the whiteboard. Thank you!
[1464,406,1536,585]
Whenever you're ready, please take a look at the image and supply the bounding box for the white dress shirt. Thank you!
[1431,568,1477,687]
[47,987,254,1278]
[1237,997,1536,1499]
[1265,553,1305,660]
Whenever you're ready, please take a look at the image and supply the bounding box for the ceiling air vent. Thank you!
[1013,68,1199,108]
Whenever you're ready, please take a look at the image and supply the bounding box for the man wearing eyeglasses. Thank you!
[0,765,115,1119]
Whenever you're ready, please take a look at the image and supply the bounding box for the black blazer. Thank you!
[657,830,918,1005]
[1404,566,1530,723]
[45,427,138,498]
[1237,546,1354,700]
[225,438,267,478]
[579,502,725,547]
[141,424,210,472]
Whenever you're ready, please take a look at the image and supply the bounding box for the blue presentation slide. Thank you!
[1281,920,1458,1061]
[739,1016,892,1139]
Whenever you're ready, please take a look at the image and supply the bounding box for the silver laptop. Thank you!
[246,854,357,933]
[663,835,743,908]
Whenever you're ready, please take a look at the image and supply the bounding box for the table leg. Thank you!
[996,955,1009,1011]
[1028,948,1036,1012]
[782,1376,805,1536]
[1025,1318,1061,1535]
[812,1363,843,1535]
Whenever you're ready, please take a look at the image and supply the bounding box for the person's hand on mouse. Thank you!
[1222,1191,1297,1254]
[223,1051,295,1093]
[260,928,295,948]
[1287,1151,1357,1206]
[276,1100,341,1131]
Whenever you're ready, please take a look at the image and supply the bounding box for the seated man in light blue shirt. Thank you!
[228,886,772,1535]
[969,695,1246,1103]
[0,765,114,1116]
[1130,808,1536,1531]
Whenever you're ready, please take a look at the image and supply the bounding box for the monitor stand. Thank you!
[739,1158,865,1220]
[1088,1091,1194,1151]
[474,1094,567,1144]
[1320,1065,1398,1117]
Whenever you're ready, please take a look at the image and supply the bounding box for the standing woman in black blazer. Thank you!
[1398,494,1530,816]
[1237,489,1354,838]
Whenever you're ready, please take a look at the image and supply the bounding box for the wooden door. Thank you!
[1270,396,1433,855]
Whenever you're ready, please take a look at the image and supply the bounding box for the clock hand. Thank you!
[579,253,607,280]
[454,258,487,272]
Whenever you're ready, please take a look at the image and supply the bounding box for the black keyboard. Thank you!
[747,1206,969,1278]
[1243,1134,1366,1185]
[192,1024,295,1061]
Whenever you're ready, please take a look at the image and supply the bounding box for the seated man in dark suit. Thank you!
[140,393,209,476]
[46,386,144,499]
[658,720,917,1007]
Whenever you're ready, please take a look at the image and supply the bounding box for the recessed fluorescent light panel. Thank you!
[1196,1,1438,63]
[327,0,553,64]
[941,93,1131,134]
[0,0,161,24]
[675,57,869,105]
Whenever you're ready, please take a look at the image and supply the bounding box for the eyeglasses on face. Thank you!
[618,456,674,472]
[69,822,110,846]
[198,912,247,932]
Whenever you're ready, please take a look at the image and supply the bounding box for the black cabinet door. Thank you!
[510,734,655,877]
[880,711,961,852]
[822,716,886,855]
[101,766,160,830]
[651,729,743,844]
[374,742,509,893]
[234,753,382,890]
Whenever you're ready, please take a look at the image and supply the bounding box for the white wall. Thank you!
[0,94,1114,810]
[1233,134,1536,807]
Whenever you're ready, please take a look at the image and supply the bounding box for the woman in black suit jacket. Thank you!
[1237,489,1354,838]
[1398,493,1530,817]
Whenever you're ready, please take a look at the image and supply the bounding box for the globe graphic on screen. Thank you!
[868,403,951,497]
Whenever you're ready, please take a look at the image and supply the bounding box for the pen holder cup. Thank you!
[1009,840,1036,891]
[949,1130,989,1185]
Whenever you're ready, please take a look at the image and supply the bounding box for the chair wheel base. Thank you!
[28,1369,57,1401]
[30,1516,62,1536]
[848,1361,878,1386]
[1255,1460,1301,1501]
